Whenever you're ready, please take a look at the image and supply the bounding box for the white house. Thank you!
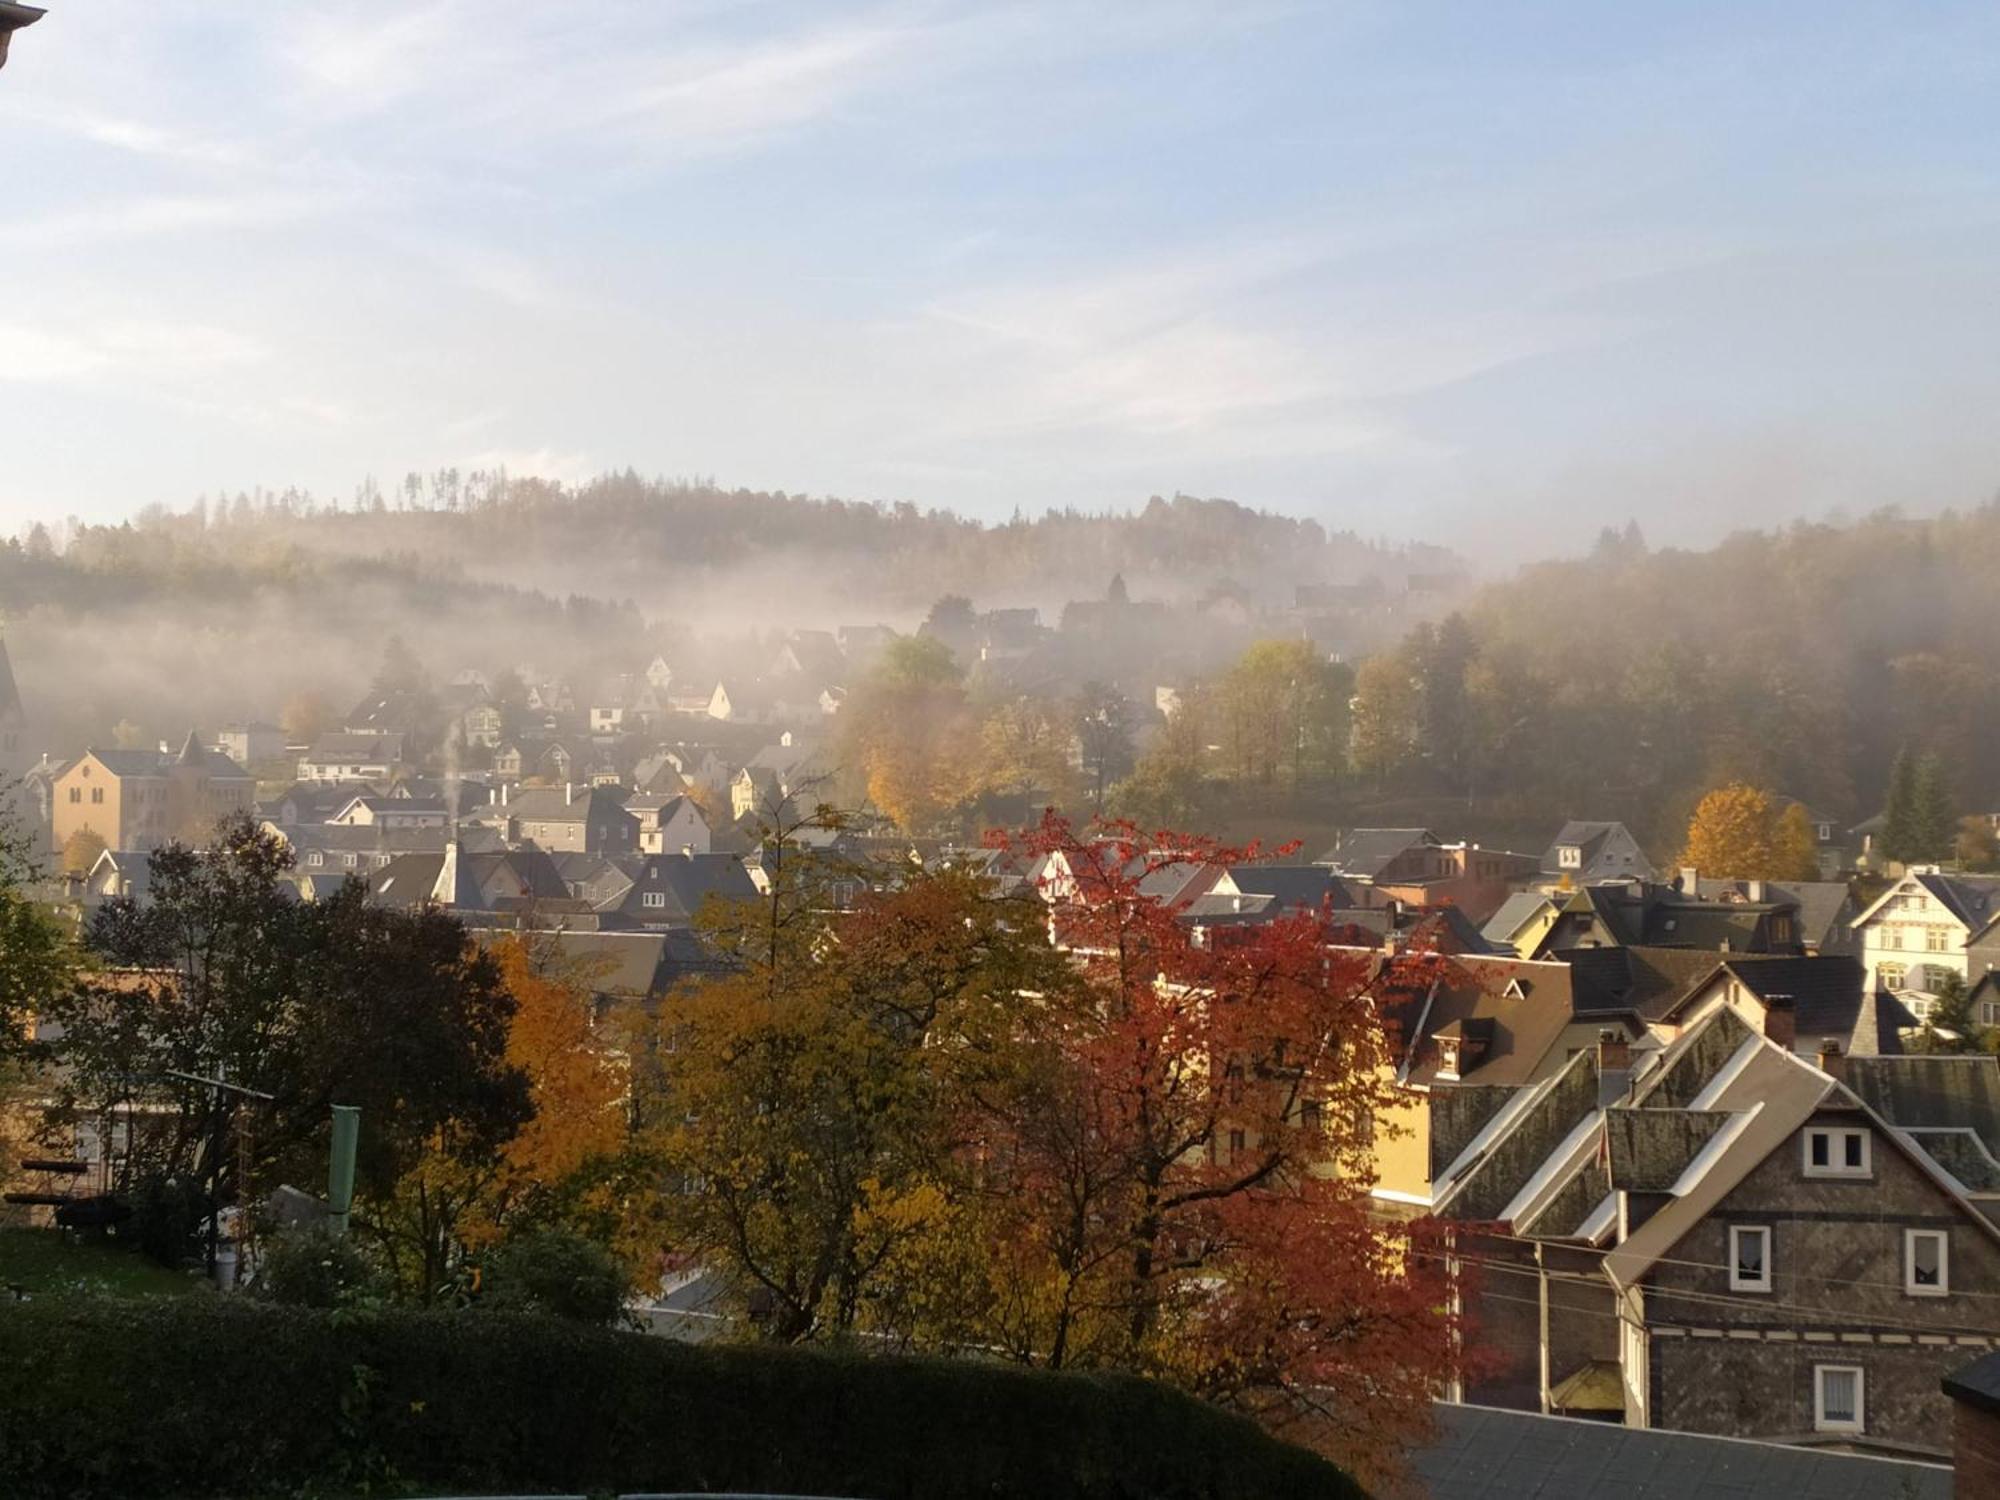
[1849,868,2000,1006]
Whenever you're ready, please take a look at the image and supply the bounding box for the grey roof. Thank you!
[1411,1402,1950,1499]
[1844,1055,2000,1156]
[302,732,404,763]
[1695,878,1855,952]
[1482,891,1553,946]
[1220,864,1351,911]
[1913,871,2000,931]
[1723,955,1867,1046]
[1313,827,1437,879]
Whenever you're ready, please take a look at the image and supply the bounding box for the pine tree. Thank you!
[1882,747,1921,865]
[1913,754,1956,864]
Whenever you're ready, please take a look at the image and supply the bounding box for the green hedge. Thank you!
[0,1299,1368,1500]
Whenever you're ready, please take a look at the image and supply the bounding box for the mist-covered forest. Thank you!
[6,475,2000,859]
[0,476,1450,749]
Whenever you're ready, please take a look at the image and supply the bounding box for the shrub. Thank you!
[256,1226,385,1309]
[0,1299,1366,1500]
[121,1176,209,1268]
[480,1228,627,1324]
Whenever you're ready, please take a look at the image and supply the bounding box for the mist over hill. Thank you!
[0,476,1456,749]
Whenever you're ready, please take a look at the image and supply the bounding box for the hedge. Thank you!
[0,1299,1369,1500]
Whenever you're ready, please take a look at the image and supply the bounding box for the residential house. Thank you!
[1527,881,1802,957]
[493,743,525,778]
[604,851,758,929]
[1686,872,1861,956]
[644,656,674,691]
[1539,821,1656,885]
[369,842,574,917]
[837,624,896,666]
[459,701,504,749]
[269,820,500,881]
[1426,1002,2000,1454]
[1851,870,2000,1002]
[344,690,424,737]
[1316,828,1451,885]
[214,722,286,768]
[298,732,405,784]
[325,793,449,829]
[730,734,828,821]
[52,735,254,854]
[627,792,710,856]
[503,784,639,857]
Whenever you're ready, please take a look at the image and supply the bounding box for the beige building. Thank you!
[52,734,255,856]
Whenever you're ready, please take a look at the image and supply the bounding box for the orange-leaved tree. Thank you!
[952,813,1466,1486]
[1680,782,1819,881]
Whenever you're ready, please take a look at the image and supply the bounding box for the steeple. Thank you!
[430,839,485,910]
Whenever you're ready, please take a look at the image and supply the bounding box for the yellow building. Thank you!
[52,733,254,857]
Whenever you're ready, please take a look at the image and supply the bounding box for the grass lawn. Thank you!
[0,1226,200,1300]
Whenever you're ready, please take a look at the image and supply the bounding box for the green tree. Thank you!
[1073,682,1135,811]
[1215,640,1351,787]
[1913,754,1956,863]
[1882,746,1922,865]
[1413,614,1478,788]
[1916,972,1980,1054]
[41,820,528,1270]
[1348,655,1418,782]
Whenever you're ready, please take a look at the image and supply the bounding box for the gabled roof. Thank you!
[1853,870,2000,933]
[1313,828,1438,879]
[1216,864,1352,912]
[1480,891,1554,948]
[302,732,404,763]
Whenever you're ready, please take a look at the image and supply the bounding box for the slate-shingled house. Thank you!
[1431,999,2000,1454]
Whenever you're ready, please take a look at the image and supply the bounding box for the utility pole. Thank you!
[327,1105,360,1236]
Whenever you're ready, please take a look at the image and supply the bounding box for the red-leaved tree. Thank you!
[947,813,1468,1488]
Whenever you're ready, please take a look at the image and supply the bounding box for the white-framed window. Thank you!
[642,891,666,909]
[1906,1229,1949,1296]
[1878,962,1907,990]
[1804,1127,1870,1178]
[1558,845,1580,869]
[1906,994,1937,1022]
[1927,926,1953,953]
[1981,1000,2000,1027]
[1728,1225,1772,1292]
[1814,1364,1864,1434]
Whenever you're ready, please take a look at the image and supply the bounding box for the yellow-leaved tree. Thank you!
[1680,783,1820,881]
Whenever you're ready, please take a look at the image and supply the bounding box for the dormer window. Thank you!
[1558,846,1581,869]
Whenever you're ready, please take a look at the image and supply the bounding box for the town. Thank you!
[4,568,1999,1497]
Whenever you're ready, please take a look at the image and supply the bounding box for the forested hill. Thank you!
[116,475,1458,624]
[1347,504,2000,852]
[0,476,1451,749]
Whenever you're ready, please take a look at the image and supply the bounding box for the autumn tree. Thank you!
[1112,690,1210,828]
[279,689,334,746]
[1348,654,1418,782]
[838,635,978,831]
[1957,816,2000,873]
[636,866,1064,1341]
[975,693,1080,812]
[950,815,1463,1484]
[1679,783,1817,881]
[376,933,631,1295]
[1214,639,1351,786]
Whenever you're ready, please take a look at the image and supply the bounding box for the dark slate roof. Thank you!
[1411,1402,1951,1500]
[1904,1129,2000,1192]
[1222,864,1351,911]
[84,747,172,777]
[1696,877,1856,952]
[1914,871,2000,931]
[1944,1348,2000,1417]
[1723,955,1867,1045]
[1844,1055,2000,1154]
[1604,1109,1732,1191]
[1314,827,1437,879]
[1560,946,1759,1021]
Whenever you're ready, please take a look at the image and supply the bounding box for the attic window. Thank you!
[1803,1127,1869,1179]
[643,892,666,909]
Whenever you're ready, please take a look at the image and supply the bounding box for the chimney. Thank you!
[1763,998,1796,1049]
[565,782,574,806]
[1678,865,1699,894]
[1817,1036,1846,1083]
[1597,1028,1632,1106]
[1747,879,1766,903]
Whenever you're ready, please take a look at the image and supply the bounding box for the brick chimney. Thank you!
[1817,1036,1846,1083]
[1763,999,1795,1049]
[1597,1028,1630,1072]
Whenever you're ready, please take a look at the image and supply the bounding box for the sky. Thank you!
[4,1,2000,560]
